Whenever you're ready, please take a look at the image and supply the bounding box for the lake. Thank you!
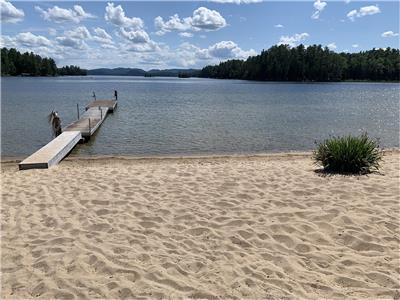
[1,76,399,158]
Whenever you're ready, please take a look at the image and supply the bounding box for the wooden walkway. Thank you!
[19,99,117,170]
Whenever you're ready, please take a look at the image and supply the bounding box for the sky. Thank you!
[1,0,399,70]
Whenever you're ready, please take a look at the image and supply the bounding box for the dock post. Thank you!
[88,118,91,134]
[77,103,80,119]
[100,107,103,120]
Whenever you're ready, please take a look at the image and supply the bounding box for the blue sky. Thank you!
[1,1,399,69]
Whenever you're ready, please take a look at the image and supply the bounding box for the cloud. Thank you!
[207,40,256,59]
[155,7,226,35]
[209,0,262,4]
[381,31,399,38]
[346,10,358,21]
[66,26,91,39]
[15,32,52,48]
[105,2,143,29]
[120,28,150,44]
[274,24,284,28]
[311,0,327,20]
[359,5,381,16]
[93,27,113,44]
[167,41,255,67]
[352,44,359,48]
[347,5,381,21]
[48,28,57,36]
[154,14,191,35]
[56,36,87,50]
[35,5,95,23]
[0,32,64,60]
[278,33,309,47]
[1,0,24,23]
[191,7,227,30]
[179,32,194,38]
[327,42,337,50]
[55,26,91,50]
[119,28,160,52]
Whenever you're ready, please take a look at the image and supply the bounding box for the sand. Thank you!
[1,151,399,299]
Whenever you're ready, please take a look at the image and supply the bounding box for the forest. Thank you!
[1,48,87,76]
[200,45,400,82]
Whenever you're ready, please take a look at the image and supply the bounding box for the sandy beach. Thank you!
[1,151,399,299]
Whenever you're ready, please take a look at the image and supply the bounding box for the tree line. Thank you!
[1,48,87,76]
[200,45,400,82]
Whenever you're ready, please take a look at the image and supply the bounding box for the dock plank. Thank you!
[86,100,117,111]
[64,107,108,137]
[19,131,82,170]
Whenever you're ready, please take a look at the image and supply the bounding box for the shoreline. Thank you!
[2,148,398,165]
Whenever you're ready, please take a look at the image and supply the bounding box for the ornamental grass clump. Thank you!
[313,134,382,174]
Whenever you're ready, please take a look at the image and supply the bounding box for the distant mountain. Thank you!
[87,67,200,77]
[87,68,146,76]
[147,68,200,77]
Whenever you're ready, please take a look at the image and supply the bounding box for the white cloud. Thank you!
[1,0,24,23]
[105,2,143,29]
[347,5,381,21]
[120,28,150,44]
[278,33,309,47]
[274,24,284,28]
[327,42,337,50]
[119,28,160,52]
[15,32,52,48]
[191,7,227,30]
[346,10,358,21]
[56,36,87,50]
[0,32,64,60]
[207,40,256,59]
[179,32,194,38]
[93,27,113,44]
[359,5,381,16]
[35,5,95,23]
[55,26,91,50]
[166,41,255,67]
[101,44,117,50]
[154,14,191,35]
[155,7,226,35]
[311,0,327,20]
[48,28,57,36]
[66,26,91,40]
[352,44,359,48]
[209,0,262,3]
[381,31,399,38]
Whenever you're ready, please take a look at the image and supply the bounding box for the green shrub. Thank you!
[313,134,382,174]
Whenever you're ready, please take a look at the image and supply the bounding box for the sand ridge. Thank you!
[1,152,399,299]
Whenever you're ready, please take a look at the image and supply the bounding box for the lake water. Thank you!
[1,76,399,158]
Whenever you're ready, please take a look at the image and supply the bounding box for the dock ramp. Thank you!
[19,131,82,170]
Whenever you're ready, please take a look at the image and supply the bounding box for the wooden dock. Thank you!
[19,99,117,170]
[18,131,82,170]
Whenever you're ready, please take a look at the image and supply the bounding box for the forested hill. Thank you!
[1,48,87,76]
[200,45,400,82]
[87,68,200,77]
